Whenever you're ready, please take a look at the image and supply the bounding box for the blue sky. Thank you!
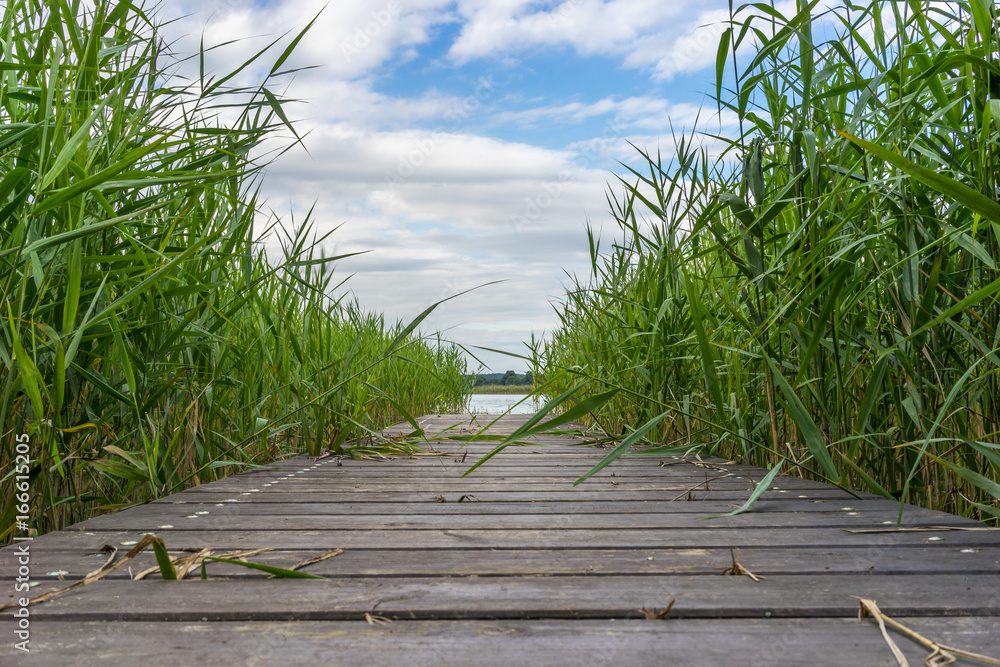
[162,0,744,372]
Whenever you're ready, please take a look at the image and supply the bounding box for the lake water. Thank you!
[467,393,539,415]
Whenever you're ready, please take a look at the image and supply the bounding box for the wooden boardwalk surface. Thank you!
[2,413,999,665]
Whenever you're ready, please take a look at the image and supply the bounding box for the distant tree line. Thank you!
[468,371,534,387]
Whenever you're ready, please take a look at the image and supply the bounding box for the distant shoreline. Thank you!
[468,386,534,395]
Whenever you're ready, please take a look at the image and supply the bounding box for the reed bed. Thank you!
[0,0,466,541]
[536,0,1000,519]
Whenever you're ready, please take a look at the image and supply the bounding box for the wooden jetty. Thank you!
[2,413,999,665]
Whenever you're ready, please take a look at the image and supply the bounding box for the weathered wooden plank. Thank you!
[205,474,798,486]
[185,480,840,500]
[273,455,738,466]
[7,575,1000,621]
[4,546,997,581]
[194,482,775,493]
[275,462,728,470]
[156,489,865,503]
[222,469,761,478]
[415,441,599,449]
[257,454,730,465]
[181,468,849,486]
[23,527,1000,551]
[193,458,825,481]
[69,508,976,532]
[63,498,936,517]
[186,470,799,480]
[4,618,999,666]
[285,453,716,464]
[212,454,798,478]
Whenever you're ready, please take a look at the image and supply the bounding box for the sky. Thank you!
[156,0,741,373]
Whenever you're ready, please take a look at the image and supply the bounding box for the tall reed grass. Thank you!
[536,0,1000,519]
[1,0,467,541]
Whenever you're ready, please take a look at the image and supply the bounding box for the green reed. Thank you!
[0,0,466,541]
[536,0,1000,520]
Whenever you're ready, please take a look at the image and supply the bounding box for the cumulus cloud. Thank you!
[448,0,687,63]
[630,8,733,80]
[160,0,454,80]
[495,95,737,132]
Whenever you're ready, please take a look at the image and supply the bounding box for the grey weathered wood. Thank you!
[246,469,761,478]
[69,508,974,531]
[22,527,1000,551]
[8,575,1000,621]
[189,477,840,494]
[56,498,943,517]
[4,546,998,581]
[0,413,997,665]
[7,618,999,667]
[158,489,863,503]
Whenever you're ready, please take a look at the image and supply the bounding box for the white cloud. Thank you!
[448,0,687,63]
[495,95,736,132]
[629,8,733,81]
[262,123,585,193]
[161,0,454,81]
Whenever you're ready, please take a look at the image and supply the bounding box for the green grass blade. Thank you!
[703,461,784,518]
[765,355,838,480]
[151,537,177,580]
[836,450,893,500]
[6,306,46,418]
[204,556,325,579]
[574,411,667,485]
[463,387,617,476]
[685,274,725,423]
[37,100,105,191]
[269,10,322,75]
[926,454,1000,502]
